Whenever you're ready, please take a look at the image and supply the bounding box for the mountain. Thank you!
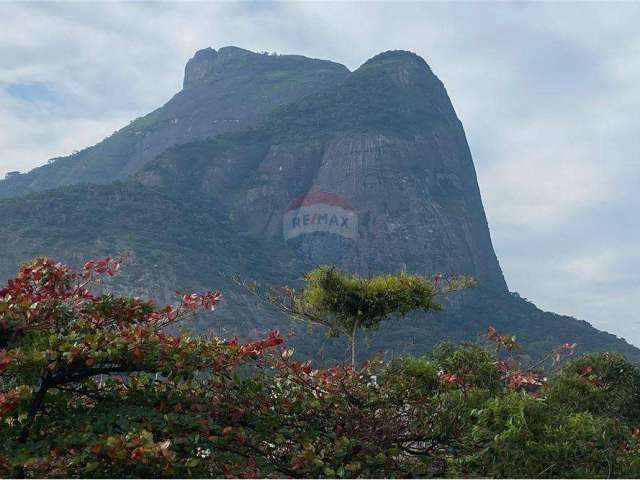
[0,47,637,363]
[0,47,349,198]
[138,51,506,290]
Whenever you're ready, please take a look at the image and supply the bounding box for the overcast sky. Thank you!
[1,1,639,345]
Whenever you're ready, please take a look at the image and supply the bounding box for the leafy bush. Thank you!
[457,391,636,478]
[2,257,640,478]
[545,352,640,423]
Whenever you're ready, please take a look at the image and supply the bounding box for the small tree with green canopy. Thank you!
[261,265,474,366]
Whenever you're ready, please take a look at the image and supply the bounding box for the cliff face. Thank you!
[138,50,507,292]
[0,47,636,362]
[0,47,349,198]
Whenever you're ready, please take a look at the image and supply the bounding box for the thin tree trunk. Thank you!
[351,319,359,368]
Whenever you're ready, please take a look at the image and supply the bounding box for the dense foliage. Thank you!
[2,258,640,478]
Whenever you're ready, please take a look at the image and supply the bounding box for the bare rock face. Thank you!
[252,129,506,290]
[139,50,507,291]
[0,47,349,198]
[183,47,219,88]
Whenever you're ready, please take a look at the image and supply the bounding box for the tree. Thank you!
[0,256,284,477]
[256,265,473,366]
[0,256,226,444]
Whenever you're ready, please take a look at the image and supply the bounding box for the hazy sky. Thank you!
[1,2,639,345]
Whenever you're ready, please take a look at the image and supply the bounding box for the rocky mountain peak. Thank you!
[354,50,438,87]
[139,49,507,293]
[183,46,263,88]
[183,47,219,88]
[361,49,432,69]
[183,46,349,90]
[0,47,349,199]
[261,50,454,137]
[217,45,256,57]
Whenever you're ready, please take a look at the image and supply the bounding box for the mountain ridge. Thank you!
[0,46,636,363]
[0,47,349,198]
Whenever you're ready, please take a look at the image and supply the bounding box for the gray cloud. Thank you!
[1,1,639,344]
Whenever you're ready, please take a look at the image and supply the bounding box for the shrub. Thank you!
[545,352,640,423]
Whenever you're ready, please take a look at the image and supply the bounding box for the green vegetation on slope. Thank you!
[0,182,637,364]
